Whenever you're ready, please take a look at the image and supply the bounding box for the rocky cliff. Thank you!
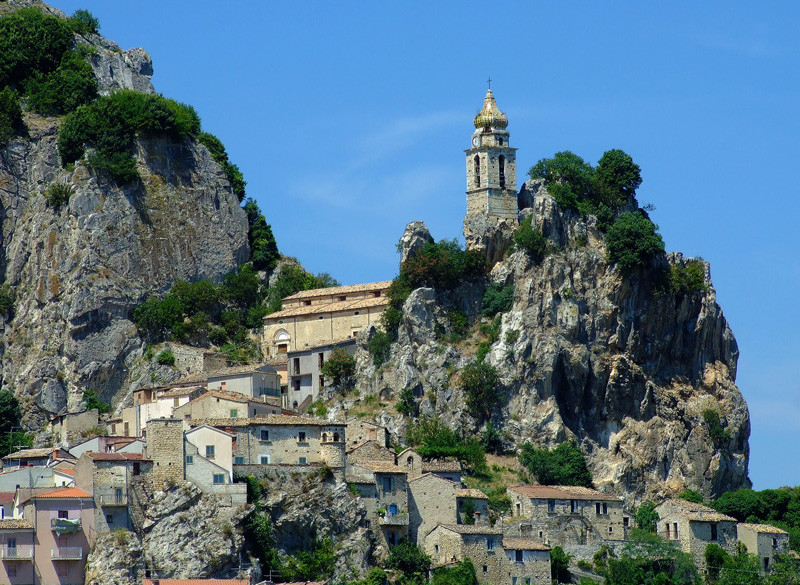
[0,1,249,425]
[355,180,749,502]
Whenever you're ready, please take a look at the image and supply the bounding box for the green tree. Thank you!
[320,347,355,388]
[282,538,335,582]
[156,349,176,366]
[170,279,220,317]
[594,148,642,207]
[634,502,659,533]
[605,212,665,275]
[243,198,280,270]
[0,87,22,145]
[386,539,431,576]
[551,546,572,583]
[678,489,704,504]
[717,545,763,585]
[83,389,110,414]
[712,489,764,522]
[528,150,594,211]
[431,558,478,585]
[461,497,476,525]
[481,282,514,316]
[67,9,100,35]
[406,418,488,476]
[222,263,263,309]
[518,440,593,487]
[24,49,97,115]
[705,543,728,585]
[0,390,21,437]
[460,360,500,421]
[513,215,549,261]
[766,553,800,585]
[396,386,416,417]
[368,330,393,366]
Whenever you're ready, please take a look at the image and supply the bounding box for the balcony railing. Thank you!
[99,491,127,506]
[51,517,81,531]
[1,546,33,560]
[51,547,82,560]
[379,513,409,526]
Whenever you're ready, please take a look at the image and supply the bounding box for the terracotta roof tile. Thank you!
[0,492,15,503]
[3,447,73,460]
[657,499,737,522]
[738,523,789,535]
[266,295,388,320]
[355,461,407,474]
[282,281,392,301]
[437,524,503,535]
[503,537,550,551]
[33,487,91,499]
[0,519,33,530]
[142,580,251,585]
[190,414,339,428]
[456,489,488,499]
[206,363,278,378]
[422,460,462,473]
[86,453,148,462]
[288,338,357,354]
[508,484,622,502]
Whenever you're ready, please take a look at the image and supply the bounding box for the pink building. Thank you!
[7,486,95,585]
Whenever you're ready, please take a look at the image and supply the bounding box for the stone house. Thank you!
[262,281,391,359]
[407,473,458,545]
[49,409,99,446]
[456,488,489,526]
[425,524,505,584]
[286,339,356,410]
[16,487,94,585]
[0,517,34,585]
[118,385,205,437]
[68,435,145,458]
[346,418,390,449]
[347,440,396,465]
[143,419,186,488]
[348,461,409,550]
[192,415,346,468]
[654,499,738,570]
[507,485,626,545]
[1,448,75,470]
[74,452,151,534]
[737,523,789,572]
[172,390,282,423]
[502,538,551,585]
[206,363,282,402]
[422,460,462,484]
[183,425,246,504]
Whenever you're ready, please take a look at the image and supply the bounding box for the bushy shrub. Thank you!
[702,408,731,446]
[0,87,22,145]
[551,546,572,583]
[529,150,595,212]
[399,239,486,292]
[386,538,431,576]
[43,182,72,207]
[24,49,97,115]
[670,260,707,297]
[198,132,246,201]
[396,386,416,417]
[156,349,175,366]
[83,389,110,414]
[67,9,100,35]
[594,148,642,207]
[243,198,279,270]
[447,308,469,339]
[634,502,659,533]
[481,282,513,316]
[518,440,593,487]
[266,264,338,313]
[320,347,355,387]
[406,418,488,475]
[678,489,704,504]
[460,359,500,421]
[59,90,201,182]
[513,215,549,261]
[431,558,478,585]
[605,211,665,275]
[307,400,327,418]
[368,330,393,366]
[0,285,14,318]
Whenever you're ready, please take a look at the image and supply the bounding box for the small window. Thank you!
[374,291,381,298]
[499,137,504,145]
[333,432,340,442]
[318,316,324,320]
[482,565,488,573]
[173,397,179,407]
[603,503,608,514]
[435,544,439,554]
[235,456,245,464]
[206,445,215,459]
[186,455,194,464]
[298,431,306,442]
[623,517,629,527]
[58,510,69,519]
[571,500,578,513]
[609,526,613,533]
[548,499,555,513]
[213,474,225,485]
[299,457,307,464]
[107,514,114,524]
[304,300,311,306]
[261,430,270,441]
[710,523,718,541]
[230,409,238,418]
[354,311,360,316]
[58,564,69,577]
[596,503,601,515]
[487,537,495,550]
[339,296,347,301]
[260,455,270,464]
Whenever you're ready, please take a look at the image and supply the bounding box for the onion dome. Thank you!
[473,89,508,130]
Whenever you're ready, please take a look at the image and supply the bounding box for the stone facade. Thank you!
[165,343,228,374]
[508,485,626,545]
[456,489,489,526]
[503,538,551,585]
[262,281,391,359]
[172,390,281,421]
[346,418,390,449]
[407,473,458,545]
[286,339,356,410]
[120,385,203,437]
[192,416,346,468]
[348,462,409,552]
[143,419,185,488]
[396,448,424,479]
[348,441,396,465]
[49,409,99,446]
[737,523,789,572]
[426,524,505,583]
[655,499,738,570]
[206,364,282,401]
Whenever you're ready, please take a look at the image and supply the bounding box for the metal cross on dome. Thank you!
[487,77,492,89]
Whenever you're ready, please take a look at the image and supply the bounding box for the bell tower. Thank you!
[465,88,518,223]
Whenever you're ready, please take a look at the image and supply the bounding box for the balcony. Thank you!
[1,546,33,560]
[51,517,81,532]
[379,513,409,526]
[99,490,127,506]
[51,547,82,560]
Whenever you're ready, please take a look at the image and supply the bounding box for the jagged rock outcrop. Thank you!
[463,211,516,265]
[398,221,433,264]
[356,182,749,502]
[0,6,249,425]
[86,482,254,585]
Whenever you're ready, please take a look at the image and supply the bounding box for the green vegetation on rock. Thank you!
[198,132,246,201]
[243,197,280,270]
[605,211,665,275]
[460,359,500,422]
[406,418,487,476]
[518,440,593,488]
[513,215,550,261]
[319,347,355,388]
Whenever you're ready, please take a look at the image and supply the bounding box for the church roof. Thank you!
[473,89,508,130]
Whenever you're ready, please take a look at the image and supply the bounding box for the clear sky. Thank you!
[51,1,800,491]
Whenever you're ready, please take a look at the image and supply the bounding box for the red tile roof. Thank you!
[0,492,14,503]
[508,484,622,502]
[32,487,91,499]
[142,581,250,585]
[86,452,148,462]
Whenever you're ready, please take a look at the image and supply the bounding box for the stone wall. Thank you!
[408,474,457,545]
[348,441,395,464]
[346,419,389,449]
[145,419,185,488]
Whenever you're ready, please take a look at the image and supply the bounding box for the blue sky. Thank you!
[52,1,800,491]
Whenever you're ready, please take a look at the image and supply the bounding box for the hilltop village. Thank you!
[0,89,783,585]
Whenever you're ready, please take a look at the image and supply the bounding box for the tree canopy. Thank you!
[518,440,593,487]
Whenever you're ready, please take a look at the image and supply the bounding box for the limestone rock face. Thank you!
[398,220,434,264]
[356,188,749,502]
[0,20,248,424]
[463,211,516,265]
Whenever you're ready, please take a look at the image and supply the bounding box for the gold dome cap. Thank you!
[473,89,508,130]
